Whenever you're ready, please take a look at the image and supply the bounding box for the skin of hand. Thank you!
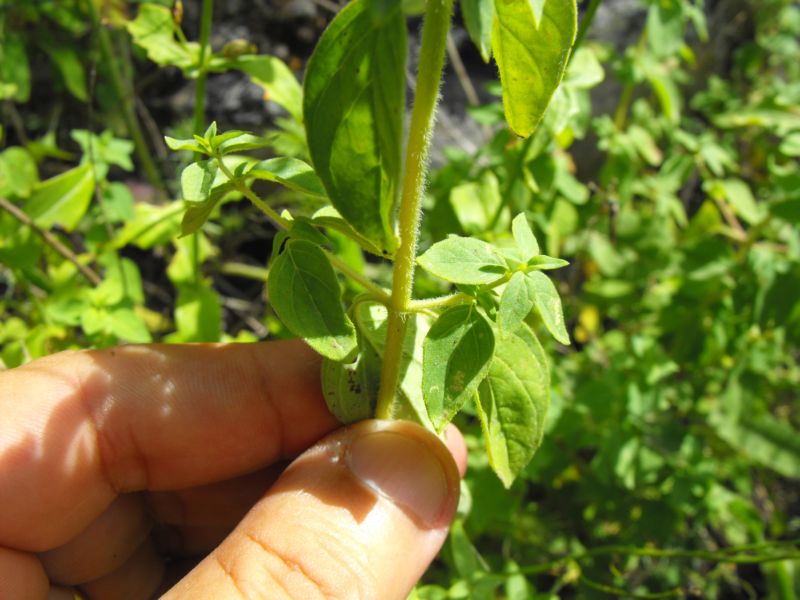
[0,340,467,599]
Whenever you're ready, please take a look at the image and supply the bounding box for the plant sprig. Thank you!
[166,0,578,486]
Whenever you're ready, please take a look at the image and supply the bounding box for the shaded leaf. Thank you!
[526,271,569,344]
[267,240,357,361]
[229,55,303,122]
[303,0,406,256]
[355,301,434,428]
[321,348,379,423]
[247,157,327,198]
[497,272,534,336]
[476,323,550,486]
[25,164,94,231]
[462,0,494,62]
[423,304,495,430]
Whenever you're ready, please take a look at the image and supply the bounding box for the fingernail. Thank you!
[345,422,459,528]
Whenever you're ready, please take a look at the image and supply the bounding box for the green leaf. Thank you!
[102,182,136,223]
[417,236,508,285]
[42,42,88,101]
[267,240,358,361]
[511,213,539,260]
[228,55,304,122]
[303,0,406,256]
[247,157,327,198]
[711,178,764,225]
[167,283,222,343]
[526,271,569,345]
[711,407,800,479]
[115,202,183,249]
[25,164,94,231]
[492,0,577,137]
[72,130,135,178]
[288,217,330,246]
[355,301,434,428]
[216,133,270,155]
[107,308,152,344]
[527,255,569,270]
[476,324,550,487]
[0,147,39,198]
[203,121,218,141]
[423,304,495,430]
[0,30,30,102]
[497,272,534,336]
[321,349,379,424]
[181,159,219,202]
[312,206,387,257]
[462,0,494,62]
[180,182,235,236]
[164,136,206,153]
[126,4,198,71]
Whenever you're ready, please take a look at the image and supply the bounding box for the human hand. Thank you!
[0,340,466,599]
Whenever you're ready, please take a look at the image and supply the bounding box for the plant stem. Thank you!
[613,29,648,130]
[193,0,214,138]
[572,0,602,53]
[192,0,215,284]
[88,2,166,194]
[324,251,391,302]
[217,156,388,298]
[215,156,290,229]
[376,0,454,420]
[220,261,269,281]
[0,197,102,285]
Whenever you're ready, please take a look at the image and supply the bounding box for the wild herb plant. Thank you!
[2,0,799,595]
[166,0,578,485]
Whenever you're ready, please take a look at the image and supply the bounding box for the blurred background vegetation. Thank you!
[1,0,798,597]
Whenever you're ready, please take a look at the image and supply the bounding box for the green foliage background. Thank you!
[1,0,798,597]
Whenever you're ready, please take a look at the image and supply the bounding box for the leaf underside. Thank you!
[267,239,357,361]
[303,0,406,256]
[476,323,550,487]
[492,0,577,137]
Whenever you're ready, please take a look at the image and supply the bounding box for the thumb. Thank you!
[165,420,466,599]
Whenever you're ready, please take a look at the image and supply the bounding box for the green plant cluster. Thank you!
[1,0,798,597]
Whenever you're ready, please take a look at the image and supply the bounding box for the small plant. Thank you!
[167,0,577,486]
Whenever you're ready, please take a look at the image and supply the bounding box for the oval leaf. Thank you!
[462,0,494,63]
[511,213,539,260]
[417,236,509,285]
[267,240,358,361]
[492,0,577,137]
[497,271,535,336]
[247,157,327,198]
[476,324,550,487]
[423,304,495,430]
[303,0,406,256]
[25,164,94,231]
[526,271,570,345]
[321,349,379,424]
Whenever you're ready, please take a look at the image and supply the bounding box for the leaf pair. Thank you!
[422,302,551,486]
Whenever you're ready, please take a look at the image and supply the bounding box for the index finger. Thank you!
[0,340,336,552]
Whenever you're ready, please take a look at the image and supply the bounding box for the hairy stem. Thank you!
[376,0,454,420]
